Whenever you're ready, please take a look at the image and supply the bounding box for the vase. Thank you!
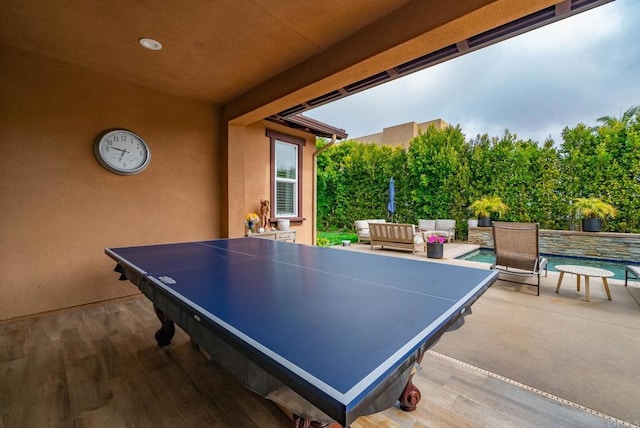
[427,242,443,259]
[278,219,290,230]
[248,221,255,234]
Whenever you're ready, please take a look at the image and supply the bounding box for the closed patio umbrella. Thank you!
[387,177,395,222]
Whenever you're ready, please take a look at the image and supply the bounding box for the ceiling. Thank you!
[0,0,612,124]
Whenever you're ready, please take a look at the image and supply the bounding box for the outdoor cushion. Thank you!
[418,219,436,230]
[435,219,455,231]
[418,219,456,242]
[354,219,386,243]
[355,220,370,230]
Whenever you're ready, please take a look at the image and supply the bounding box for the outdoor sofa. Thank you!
[354,219,386,243]
[369,222,425,254]
[353,218,387,243]
[417,219,456,242]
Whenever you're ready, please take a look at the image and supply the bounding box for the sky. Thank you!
[307,0,640,144]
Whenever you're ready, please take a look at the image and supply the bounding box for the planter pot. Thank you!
[467,219,478,228]
[582,218,602,232]
[278,219,290,230]
[427,242,443,259]
[478,216,492,227]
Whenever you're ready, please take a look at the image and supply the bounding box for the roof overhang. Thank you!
[266,0,613,124]
[267,114,348,140]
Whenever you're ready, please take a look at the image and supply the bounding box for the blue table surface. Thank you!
[107,238,496,410]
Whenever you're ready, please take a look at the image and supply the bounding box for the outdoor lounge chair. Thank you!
[491,222,548,296]
[625,265,640,287]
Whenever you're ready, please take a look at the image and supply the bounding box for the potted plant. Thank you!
[468,196,509,227]
[426,235,446,259]
[572,197,616,232]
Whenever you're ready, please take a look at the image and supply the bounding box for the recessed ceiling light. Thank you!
[139,38,162,51]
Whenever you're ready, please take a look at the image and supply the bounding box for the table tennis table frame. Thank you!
[108,243,495,427]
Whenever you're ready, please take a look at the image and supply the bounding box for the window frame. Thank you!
[267,129,306,223]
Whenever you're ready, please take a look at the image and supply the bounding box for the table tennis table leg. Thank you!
[153,305,175,346]
[398,352,424,412]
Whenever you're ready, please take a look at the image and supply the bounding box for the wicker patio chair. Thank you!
[491,222,548,295]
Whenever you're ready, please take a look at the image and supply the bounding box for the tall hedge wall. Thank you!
[317,107,640,238]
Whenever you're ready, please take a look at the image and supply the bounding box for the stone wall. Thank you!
[468,227,640,262]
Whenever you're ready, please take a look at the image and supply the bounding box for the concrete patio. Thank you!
[331,241,640,426]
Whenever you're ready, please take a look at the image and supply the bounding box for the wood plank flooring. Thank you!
[0,295,623,428]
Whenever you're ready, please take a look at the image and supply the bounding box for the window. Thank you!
[275,141,297,216]
[267,130,306,221]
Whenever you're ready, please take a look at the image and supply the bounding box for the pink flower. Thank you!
[427,235,446,244]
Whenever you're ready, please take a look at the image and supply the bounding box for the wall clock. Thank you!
[94,129,151,175]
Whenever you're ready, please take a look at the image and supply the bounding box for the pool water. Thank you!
[457,248,637,280]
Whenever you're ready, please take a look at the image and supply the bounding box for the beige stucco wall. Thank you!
[232,122,316,245]
[353,119,449,148]
[0,49,221,320]
[382,122,419,149]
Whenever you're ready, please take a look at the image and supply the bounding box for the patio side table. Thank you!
[555,264,613,302]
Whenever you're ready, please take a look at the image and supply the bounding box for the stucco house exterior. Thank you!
[352,118,449,148]
[0,1,611,320]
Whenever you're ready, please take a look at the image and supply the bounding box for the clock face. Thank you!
[94,129,150,175]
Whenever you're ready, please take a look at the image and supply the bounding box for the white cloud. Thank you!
[309,0,640,145]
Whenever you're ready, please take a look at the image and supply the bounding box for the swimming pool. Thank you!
[457,248,637,280]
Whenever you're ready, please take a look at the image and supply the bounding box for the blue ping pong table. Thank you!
[106,238,497,427]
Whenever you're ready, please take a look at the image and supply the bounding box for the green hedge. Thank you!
[317,107,640,238]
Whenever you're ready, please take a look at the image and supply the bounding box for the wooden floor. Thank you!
[0,295,619,428]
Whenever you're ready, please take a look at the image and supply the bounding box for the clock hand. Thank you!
[119,149,130,161]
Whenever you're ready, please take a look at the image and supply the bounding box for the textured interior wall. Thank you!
[243,125,271,225]
[0,48,220,320]
[225,124,247,238]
